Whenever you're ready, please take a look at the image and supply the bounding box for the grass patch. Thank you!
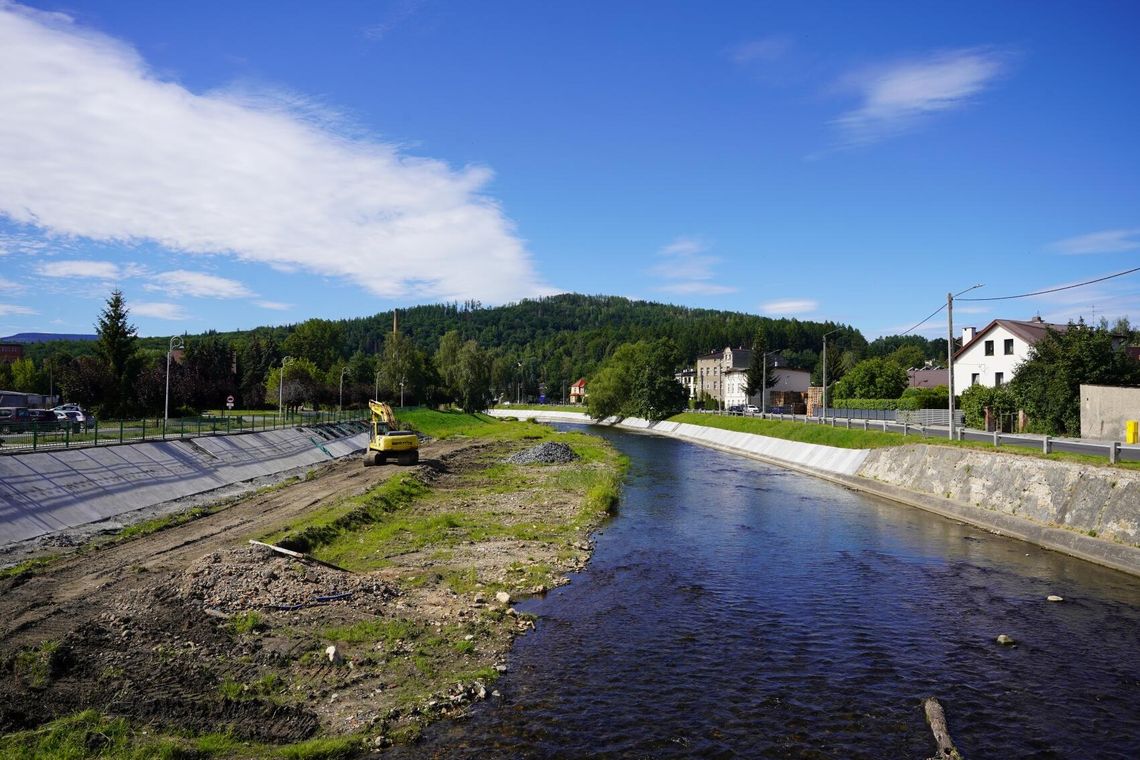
[670,413,1140,470]
[229,611,265,635]
[0,554,61,581]
[0,709,212,760]
[275,736,360,760]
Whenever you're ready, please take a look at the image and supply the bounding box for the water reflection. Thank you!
[396,429,1140,759]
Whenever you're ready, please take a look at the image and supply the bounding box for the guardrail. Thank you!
[702,408,1140,463]
[0,410,369,455]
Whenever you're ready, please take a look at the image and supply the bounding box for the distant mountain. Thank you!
[1,332,98,343]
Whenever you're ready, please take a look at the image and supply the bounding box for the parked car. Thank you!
[53,404,89,430]
[0,407,59,433]
[55,410,84,432]
[745,405,760,414]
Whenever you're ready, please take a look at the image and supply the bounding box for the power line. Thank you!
[899,303,946,336]
[958,266,1140,302]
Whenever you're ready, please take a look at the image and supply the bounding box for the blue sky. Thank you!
[1,0,1138,341]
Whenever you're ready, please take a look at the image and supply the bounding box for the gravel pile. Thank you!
[505,441,579,465]
[168,545,397,614]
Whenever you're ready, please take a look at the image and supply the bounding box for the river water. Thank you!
[399,428,1140,759]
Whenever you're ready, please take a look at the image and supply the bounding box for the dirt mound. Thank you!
[169,545,398,614]
[505,441,579,465]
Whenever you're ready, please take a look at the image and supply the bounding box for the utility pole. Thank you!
[822,330,839,422]
[948,284,983,440]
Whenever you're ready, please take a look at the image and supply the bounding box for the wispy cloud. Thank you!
[833,47,1010,146]
[0,3,549,305]
[254,300,291,311]
[0,303,36,316]
[132,302,189,320]
[761,299,818,315]
[731,36,792,65]
[36,259,145,280]
[144,270,254,299]
[362,0,424,41]
[1048,228,1140,255]
[651,237,737,296]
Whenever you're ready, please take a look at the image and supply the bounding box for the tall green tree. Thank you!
[587,338,685,421]
[833,357,908,400]
[378,331,428,405]
[745,332,776,398]
[95,290,140,415]
[1009,322,1140,435]
[282,318,345,370]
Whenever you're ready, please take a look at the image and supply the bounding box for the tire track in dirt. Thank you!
[0,439,468,650]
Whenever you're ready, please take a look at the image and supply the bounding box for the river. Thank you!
[396,427,1140,758]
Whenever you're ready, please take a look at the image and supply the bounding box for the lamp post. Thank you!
[339,367,349,413]
[516,361,523,404]
[278,356,294,417]
[164,336,184,430]
[761,349,781,416]
[947,284,984,440]
[821,330,839,423]
[374,369,380,402]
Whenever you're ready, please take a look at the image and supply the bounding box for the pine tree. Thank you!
[95,290,139,415]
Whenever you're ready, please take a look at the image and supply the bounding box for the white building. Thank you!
[953,317,1066,391]
[723,364,811,409]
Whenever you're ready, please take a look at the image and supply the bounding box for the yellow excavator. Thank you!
[362,400,420,466]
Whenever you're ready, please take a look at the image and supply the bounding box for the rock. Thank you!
[326,644,344,664]
[504,442,579,465]
[996,634,1016,646]
[1047,595,1064,602]
[495,591,511,605]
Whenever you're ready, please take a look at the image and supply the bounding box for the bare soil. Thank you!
[0,435,602,751]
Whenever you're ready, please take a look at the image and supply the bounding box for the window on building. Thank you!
[984,340,994,356]
[1004,338,1014,355]
[995,372,1004,386]
[971,373,979,385]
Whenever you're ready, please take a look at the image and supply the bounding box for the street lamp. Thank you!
[164,335,185,430]
[374,369,381,402]
[399,377,406,408]
[761,349,782,416]
[279,356,294,416]
[821,330,839,423]
[516,361,523,404]
[947,284,984,440]
[339,367,349,413]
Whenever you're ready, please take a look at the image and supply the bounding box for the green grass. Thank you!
[0,710,212,760]
[0,554,61,581]
[229,611,265,635]
[670,412,1140,470]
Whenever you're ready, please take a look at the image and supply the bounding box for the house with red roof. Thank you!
[952,317,1067,391]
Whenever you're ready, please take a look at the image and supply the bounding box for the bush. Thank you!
[958,384,1017,429]
[831,398,920,411]
[900,385,949,409]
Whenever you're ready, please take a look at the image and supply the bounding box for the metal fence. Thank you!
[0,409,368,455]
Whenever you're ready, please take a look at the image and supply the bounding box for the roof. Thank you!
[955,318,1068,360]
[570,378,587,388]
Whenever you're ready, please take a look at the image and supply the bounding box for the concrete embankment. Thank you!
[487,409,1140,575]
[0,423,369,547]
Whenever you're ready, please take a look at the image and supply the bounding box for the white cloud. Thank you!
[833,47,1009,146]
[731,36,792,65]
[652,236,737,296]
[1048,228,1140,255]
[762,299,818,315]
[254,300,291,311]
[132,302,189,320]
[0,303,36,316]
[36,259,129,280]
[0,3,549,305]
[145,270,254,299]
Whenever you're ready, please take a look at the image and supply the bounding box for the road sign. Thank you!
[226,395,235,409]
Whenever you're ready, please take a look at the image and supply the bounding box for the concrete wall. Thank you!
[0,423,369,547]
[1080,384,1140,441]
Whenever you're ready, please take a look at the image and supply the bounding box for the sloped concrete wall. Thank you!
[0,425,369,547]
[485,409,868,475]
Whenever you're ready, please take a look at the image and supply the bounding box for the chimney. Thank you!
[962,326,976,344]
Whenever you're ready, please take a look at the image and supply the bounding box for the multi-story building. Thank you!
[679,347,809,410]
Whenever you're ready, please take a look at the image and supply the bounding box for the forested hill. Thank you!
[18,294,956,403]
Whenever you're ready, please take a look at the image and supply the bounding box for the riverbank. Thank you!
[486,409,1140,576]
[0,412,625,757]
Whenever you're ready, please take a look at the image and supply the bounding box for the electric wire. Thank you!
[957,266,1140,302]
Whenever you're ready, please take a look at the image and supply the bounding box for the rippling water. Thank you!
[396,429,1140,759]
